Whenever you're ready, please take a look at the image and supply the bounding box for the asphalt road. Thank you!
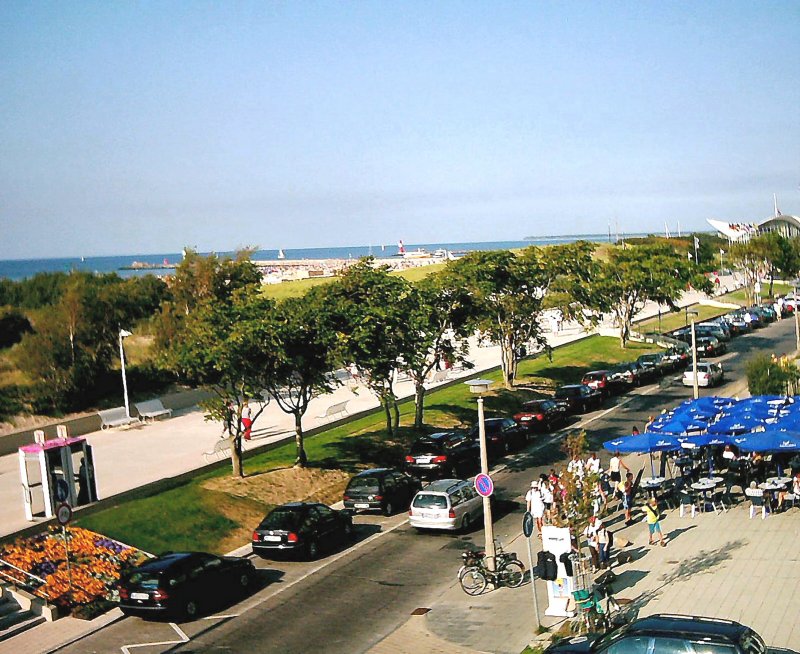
[57,317,796,654]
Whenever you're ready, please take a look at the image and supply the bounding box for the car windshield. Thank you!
[126,571,162,589]
[410,440,444,455]
[555,387,578,398]
[583,373,603,381]
[413,494,448,509]
[522,401,545,411]
[260,507,303,530]
[348,476,380,491]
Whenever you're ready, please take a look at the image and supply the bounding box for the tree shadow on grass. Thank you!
[317,426,424,472]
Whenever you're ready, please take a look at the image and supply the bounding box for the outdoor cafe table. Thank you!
[766,476,792,486]
[640,477,665,498]
[758,482,784,510]
[691,480,718,512]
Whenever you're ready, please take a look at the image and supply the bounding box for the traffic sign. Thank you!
[474,473,494,498]
[522,511,534,538]
[56,502,73,526]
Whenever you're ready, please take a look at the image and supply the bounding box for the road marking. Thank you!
[120,623,189,653]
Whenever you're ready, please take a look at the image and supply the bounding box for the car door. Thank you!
[448,486,466,524]
[382,474,398,506]
[462,483,482,520]
[392,472,414,506]
[312,504,342,545]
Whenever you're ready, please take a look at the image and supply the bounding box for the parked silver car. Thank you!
[408,479,484,532]
[682,362,724,388]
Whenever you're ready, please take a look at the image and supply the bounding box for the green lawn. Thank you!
[74,335,663,554]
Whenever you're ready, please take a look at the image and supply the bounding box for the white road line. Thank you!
[120,623,189,654]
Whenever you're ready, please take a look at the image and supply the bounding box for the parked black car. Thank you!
[608,361,643,388]
[697,335,727,357]
[467,417,529,455]
[636,352,671,375]
[404,431,479,479]
[119,551,255,619]
[553,384,603,414]
[252,502,354,560]
[513,399,568,433]
[696,323,730,342]
[343,468,421,516]
[544,613,765,653]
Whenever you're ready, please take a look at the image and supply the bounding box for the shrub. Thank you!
[746,353,799,395]
[0,307,32,349]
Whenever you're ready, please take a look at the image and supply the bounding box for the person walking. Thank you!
[644,497,666,547]
[618,472,634,524]
[582,516,600,571]
[608,451,630,487]
[526,481,546,537]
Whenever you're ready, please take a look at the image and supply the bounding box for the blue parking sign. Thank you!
[474,473,494,497]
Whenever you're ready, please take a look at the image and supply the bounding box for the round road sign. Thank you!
[56,502,73,526]
[474,473,494,498]
[522,511,534,538]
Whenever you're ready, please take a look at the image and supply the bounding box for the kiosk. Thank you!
[18,428,98,521]
[542,525,576,617]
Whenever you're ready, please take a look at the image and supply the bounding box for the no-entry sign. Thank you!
[474,473,494,498]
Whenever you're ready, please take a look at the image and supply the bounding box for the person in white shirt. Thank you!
[539,479,554,522]
[526,481,545,536]
[582,516,599,570]
[567,455,585,481]
[586,452,602,475]
[608,451,630,486]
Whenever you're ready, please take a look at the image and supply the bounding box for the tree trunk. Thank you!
[294,412,307,467]
[414,382,426,430]
[392,398,400,431]
[229,433,244,477]
[501,341,516,390]
[768,268,774,298]
[383,398,393,435]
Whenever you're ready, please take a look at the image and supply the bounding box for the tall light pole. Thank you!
[687,310,699,400]
[465,379,496,571]
[119,329,132,418]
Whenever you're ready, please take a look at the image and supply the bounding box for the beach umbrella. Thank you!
[707,413,766,435]
[730,430,800,453]
[603,433,682,477]
[680,433,733,477]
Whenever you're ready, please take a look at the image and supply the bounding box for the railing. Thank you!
[0,557,52,600]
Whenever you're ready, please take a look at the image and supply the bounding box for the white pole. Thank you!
[477,396,496,571]
[691,319,699,400]
[525,533,541,629]
[795,282,800,352]
[119,330,130,418]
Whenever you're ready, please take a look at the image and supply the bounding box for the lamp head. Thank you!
[464,379,493,394]
[119,329,133,338]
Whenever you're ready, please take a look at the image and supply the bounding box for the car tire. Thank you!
[239,571,252,591]
[581,402,587,413]
[383,501,394,516]
[461,513,471,532]
[344,521,355,541]
[184,599,199,620]
[306,540,319,560]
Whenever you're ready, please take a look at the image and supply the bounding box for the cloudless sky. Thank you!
[1,1,798,259]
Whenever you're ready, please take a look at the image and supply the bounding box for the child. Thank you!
[644,497,666,547]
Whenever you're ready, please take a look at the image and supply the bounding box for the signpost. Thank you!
[56,502,73,600]
[522,511,541,629]
[474,473,494,498]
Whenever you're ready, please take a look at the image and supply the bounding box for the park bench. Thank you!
[315,400,349,422]
[134,399,173,422]
[203,437,249,463]
[98,407,139,430]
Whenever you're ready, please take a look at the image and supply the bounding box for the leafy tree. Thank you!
[441,243,596,389]
[0,307,32,349]
[400,274,472,430]
[746,353,800,396]
[263,288,339,467]
[731,233,800,299]
[161,289,279,477]
[592,243,712,347]
[320,259,413,436]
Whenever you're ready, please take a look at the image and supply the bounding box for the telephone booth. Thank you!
[18,428,99,521]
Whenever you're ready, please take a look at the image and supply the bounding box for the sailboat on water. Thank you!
[277,249,286,260]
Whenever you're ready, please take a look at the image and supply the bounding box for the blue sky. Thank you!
[1,1,798,258]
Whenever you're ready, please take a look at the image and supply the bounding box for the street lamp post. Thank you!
[465,379,496,571]
[687,311,699,400]
[119,329,132,418]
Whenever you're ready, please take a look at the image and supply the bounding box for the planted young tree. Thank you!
[592,243,712,347]
[263,288,338,467]
[400,274,472,430]
[161,289,279,477]
[731,233,800,299]
[442,243,596,389]
[320,259,413,436]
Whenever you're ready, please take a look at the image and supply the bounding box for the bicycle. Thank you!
[458,541,526,595]
[569,571,624,635]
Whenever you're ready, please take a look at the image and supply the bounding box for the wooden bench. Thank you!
[203,437,248,463]
[98,407,139,430]
[134,399,173,422]
[315,400,349,422]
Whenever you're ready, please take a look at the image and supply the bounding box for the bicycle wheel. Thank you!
[459,566,488,596]
[499,560,525,588]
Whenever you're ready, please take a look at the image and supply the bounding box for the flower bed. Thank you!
[0,526,149,617]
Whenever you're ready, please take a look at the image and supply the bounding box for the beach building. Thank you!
[707,196,800,242]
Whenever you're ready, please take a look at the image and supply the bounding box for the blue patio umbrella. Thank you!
[730,430,800,453]
[647,417,691,435]
[680,433,733,477]
[707,413,766,435]
[603,433,682,477]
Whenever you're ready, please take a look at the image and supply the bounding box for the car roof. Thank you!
[627,614,747,640]
[135,552,200,572]
[558,384,583,390]
[522,399,551,407]
[421,479,467,493]
[416,431,459,442]
[353,468,392,477]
